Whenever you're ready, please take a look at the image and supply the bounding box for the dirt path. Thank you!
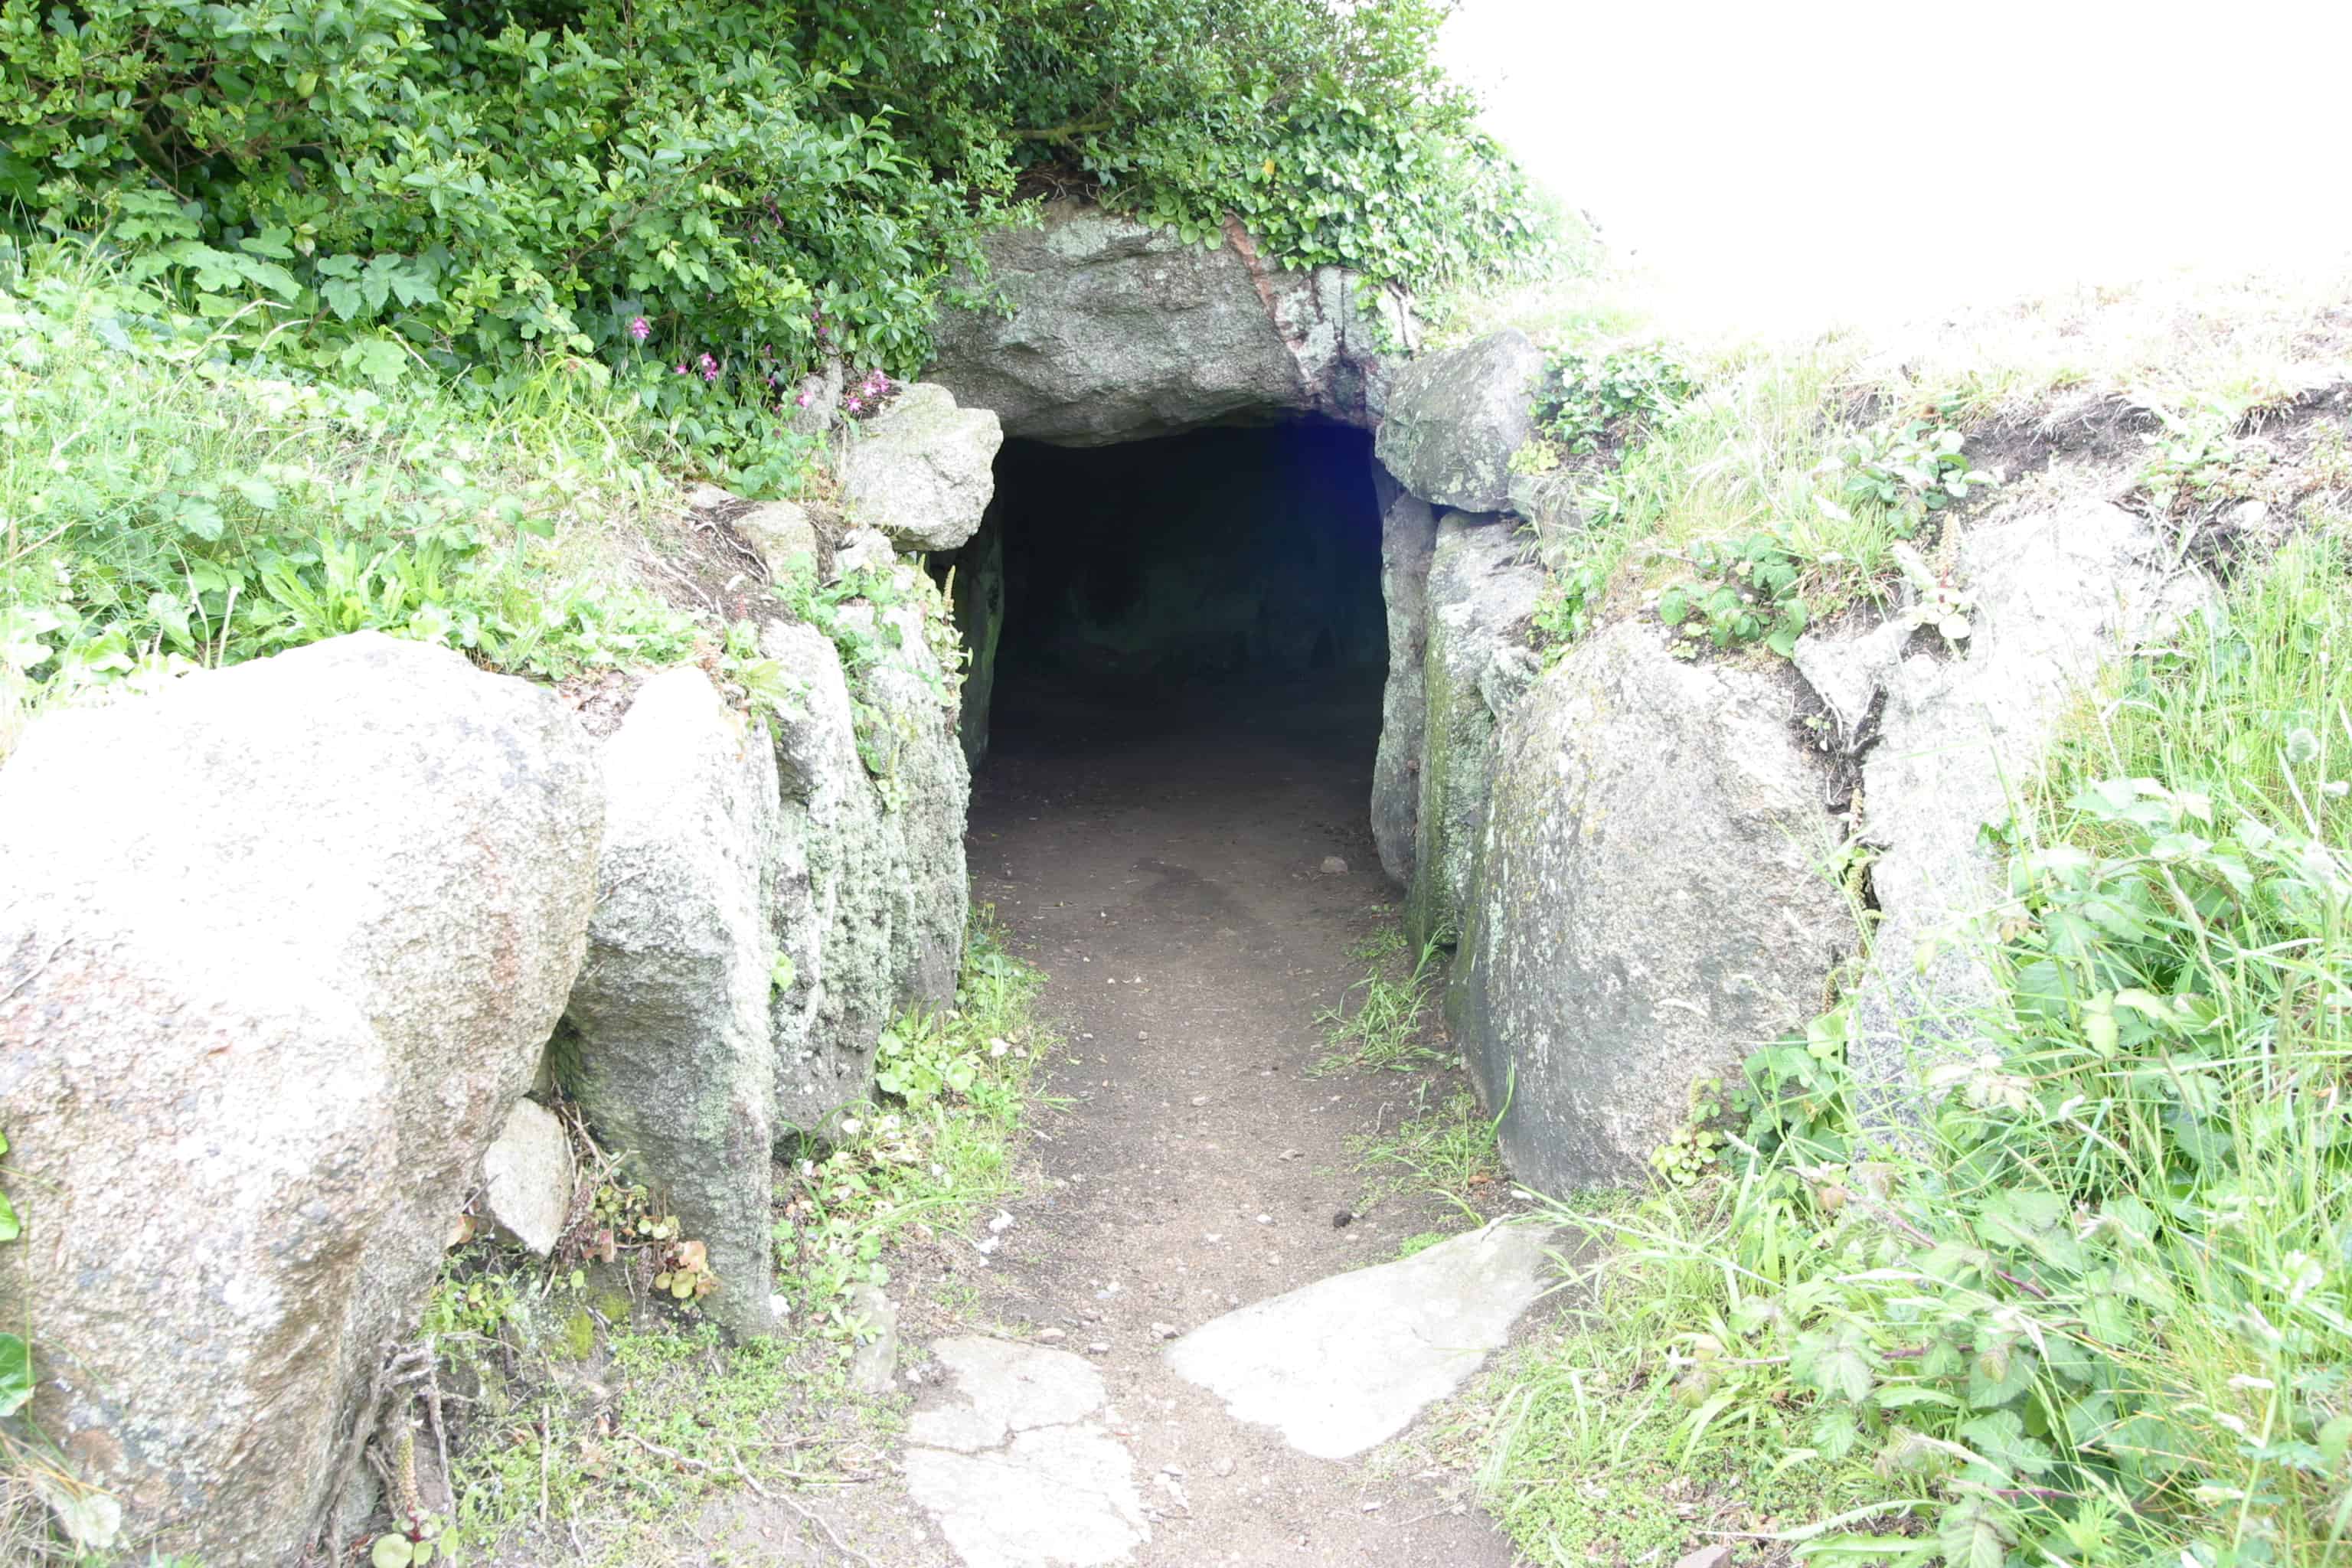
[903,680,1530,1567]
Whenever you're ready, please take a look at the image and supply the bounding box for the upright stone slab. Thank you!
[949,503,1007,769]
[1795,498,2207,1126]
[0,633,599,1565]
[762,553,970,1130]
[559,667,782,1339]
[763,619,886,1124]
[1370,469,1437,887]
[1406,511,1543,947]
[1449,621,1850,1190]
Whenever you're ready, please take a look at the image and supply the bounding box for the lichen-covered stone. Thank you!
[763,564,969,1129]
[1796,498,2209,1126]
[1374,331,1546,513]
[1370,469,1436,887]
[834,382,1003,552]
[1405,512,1542,946]
[926,200,1410,446]
[733,498,822,579]
[0,632,599,1566]
[1448,620,1850,1191]
[558,666,782,1339]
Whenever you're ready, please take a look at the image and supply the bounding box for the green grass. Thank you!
[1491,256,2352,672]
[774,908,1055,1314]
[0,237,707,762]
[1313,925,1451,1076]
[1351,1085,1505,1216]
[1478,522,2352,1568]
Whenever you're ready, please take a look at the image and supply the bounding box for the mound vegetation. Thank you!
[1454,264,2352,1568]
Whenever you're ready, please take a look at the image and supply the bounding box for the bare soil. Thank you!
[875,676,1531,1566]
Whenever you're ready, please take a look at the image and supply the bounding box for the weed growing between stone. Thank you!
[1478,528,2352,1568]
[1313,924,1451,1075]
[1351,1086,1506,1218]
[1317,913,1511,1225]
[774,910,1053,1318]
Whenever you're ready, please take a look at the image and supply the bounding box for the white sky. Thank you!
[1441,0,2352,331]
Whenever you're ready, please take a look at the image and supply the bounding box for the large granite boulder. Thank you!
[1794,498,2209,1127]
[926,201,1410,446]
[1374,331,1547,514]
[558,667,783,1339]
[1370,472,1438,887]
[0,633,600,1565]
[1404,512,1544,947]
[834,382,1003,553]
[1449,620,1850,1191]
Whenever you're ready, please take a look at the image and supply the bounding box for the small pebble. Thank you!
[1087,1341,1111,1355]
[1332,1210,1354,1229]
[1319,856,1348,875]
[1151,1321,1178,1341]
[1040,1328,1067,1342]
[1256,1214,1271,1225]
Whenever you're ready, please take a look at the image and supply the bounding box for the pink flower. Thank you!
[674,364,689,376]
[698,352,720,384]
[843,394,864,413]
[795,390,815,408]
[628,316,651,341]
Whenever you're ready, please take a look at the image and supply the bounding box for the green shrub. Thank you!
[0,0,1554,474]
[1655,531,1808,656]
[1530,341,1698,456]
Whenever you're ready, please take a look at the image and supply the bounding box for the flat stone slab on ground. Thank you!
[1163,1220,1558,1459]
[904,1336,1149,1568]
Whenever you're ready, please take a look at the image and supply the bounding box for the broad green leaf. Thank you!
[0,1332,31,1417]
[1935,1499,2011,1568]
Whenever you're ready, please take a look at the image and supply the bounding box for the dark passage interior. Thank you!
[952,420,1387,764]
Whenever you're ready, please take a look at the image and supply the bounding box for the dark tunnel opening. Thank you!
[946,420,1388,774]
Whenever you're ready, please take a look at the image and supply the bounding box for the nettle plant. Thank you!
[2138,403,2272,519]
[1889,541,1975,647]
[1815,420,1997,535]
[1657,532,1808,657]
[1530,342,1700,458]
[1659,776,2352,1568]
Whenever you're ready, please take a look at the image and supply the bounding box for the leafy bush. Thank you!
[1531,341,1698,456]
[1816,420,1998,535]
[0,0,1553,473]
